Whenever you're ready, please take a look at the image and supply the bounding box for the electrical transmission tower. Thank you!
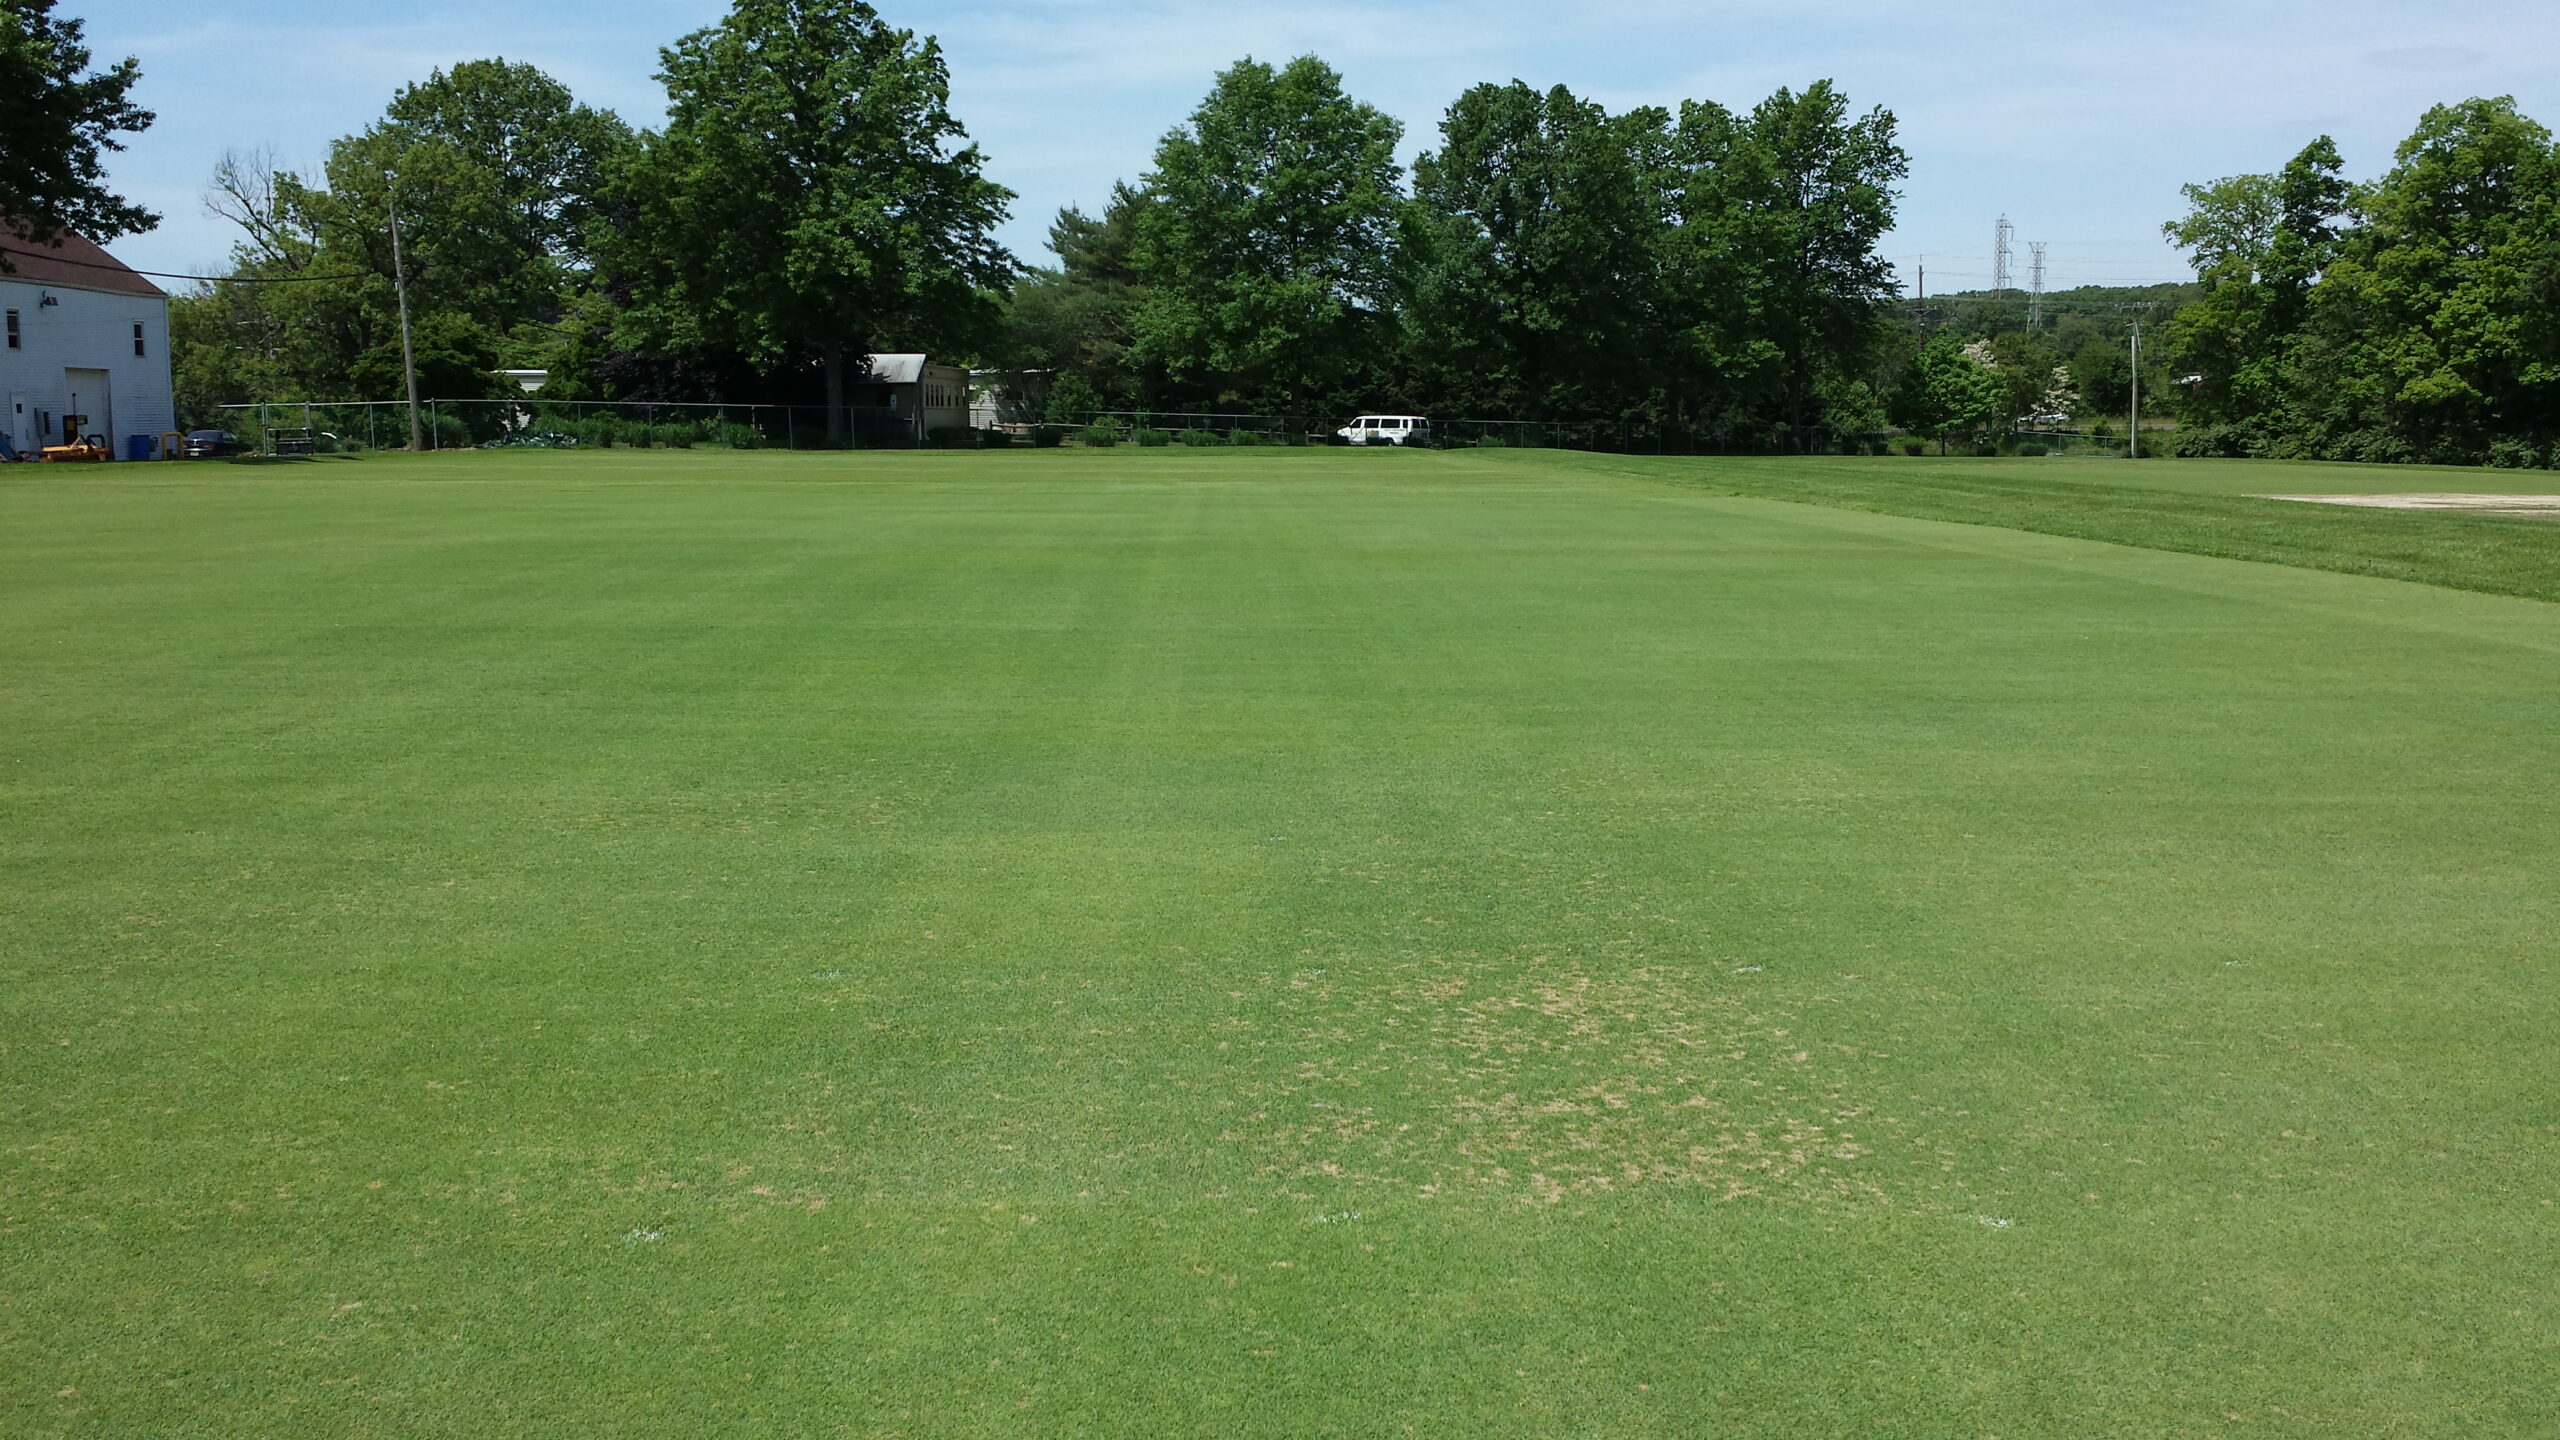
[1993,215,2014,294]
[2027,242,2047,328]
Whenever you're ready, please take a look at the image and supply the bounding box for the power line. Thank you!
[1906,295,2181,316]
[0,245,365,285]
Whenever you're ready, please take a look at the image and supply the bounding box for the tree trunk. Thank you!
[824,341,847,447]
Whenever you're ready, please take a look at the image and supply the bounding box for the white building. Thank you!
[0,231,174,460]
[850,354,973,443]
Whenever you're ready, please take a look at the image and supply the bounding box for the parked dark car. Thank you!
[183,429,244,458]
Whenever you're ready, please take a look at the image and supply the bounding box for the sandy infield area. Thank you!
[2260,493,2560,516]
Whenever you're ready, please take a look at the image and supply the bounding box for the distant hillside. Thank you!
[1909,282,2200,341]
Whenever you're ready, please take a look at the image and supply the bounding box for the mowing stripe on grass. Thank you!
[1572,453,2560,604]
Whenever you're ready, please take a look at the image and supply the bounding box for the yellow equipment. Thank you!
[39,414,110,462]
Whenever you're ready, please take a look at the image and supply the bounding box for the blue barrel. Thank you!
[126,434,156,461]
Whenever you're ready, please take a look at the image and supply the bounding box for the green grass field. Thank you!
[5,447,2556,1437]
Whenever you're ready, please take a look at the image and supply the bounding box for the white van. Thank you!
[1337,414,1430,446]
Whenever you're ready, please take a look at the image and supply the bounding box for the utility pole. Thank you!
[2027,242,2047,329]
[1993,215,2014,295]
[389,182,424,452]
[1915,259,1927,331]
[2128,321,2142,460]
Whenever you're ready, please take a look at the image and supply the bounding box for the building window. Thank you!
[133,322,146,358]
[5,310,16,349]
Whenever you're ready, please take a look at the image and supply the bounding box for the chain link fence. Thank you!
[215,398,929,453]
[210,398,2151,458]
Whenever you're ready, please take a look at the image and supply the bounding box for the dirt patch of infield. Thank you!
[2260,492,2560,516]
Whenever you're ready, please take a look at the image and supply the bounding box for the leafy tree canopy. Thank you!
[1890,335,2007,443]
[613,0,1014,436]
[2166,97,2560,464]
[175,61,627,421]
[997,182,1153,409]
[1131,56,1403,410]
[1684,83,1907,431]
[1405,81,1666,418]
[0,0,154,259]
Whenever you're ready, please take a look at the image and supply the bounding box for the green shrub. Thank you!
[2015,441,2049,457]
[1172,428,1220,446]
[1078,425,1118,447]
[2486,437,2543,469]
[1475,435,1508,449]
[977,428,1014,449]
[1230,429,1266,446]
[1892,435,1929,456]
[1031,426,1065,448]
[927,425,976,448]
[1133,429,1172,447]
[2172,422,2269,459]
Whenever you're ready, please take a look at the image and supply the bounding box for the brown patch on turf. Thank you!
[1232,958,1900,1208]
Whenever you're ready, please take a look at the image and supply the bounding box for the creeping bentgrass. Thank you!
[4,447,2555,1436]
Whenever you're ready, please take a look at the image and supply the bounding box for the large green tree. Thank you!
[612,0,1014,441]
[0,0,153,261]
[1679,83,1906,437]
[329,60,633,336]
[2166,99,2560,464]
[2292,98,2559,462]
[1131,56,1403,410]
[1404,82,1666,419]
[2163,137,2346,442]
[176,62,631,422]
[1889,335,2006,448]
[999,182,1153,411]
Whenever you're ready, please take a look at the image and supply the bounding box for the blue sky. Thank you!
[90,0,2560,295]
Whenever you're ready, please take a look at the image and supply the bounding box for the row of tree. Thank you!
[1010,60,1907,439]
[2163,96,2560,467]
[174,0,1914,447]
[155,0,2560,463]
[180,0,1010,445]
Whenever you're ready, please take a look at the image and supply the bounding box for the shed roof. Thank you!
[0,228,165,299]
[863,354,927,385]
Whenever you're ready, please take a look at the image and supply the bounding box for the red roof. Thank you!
[0,227,165,299]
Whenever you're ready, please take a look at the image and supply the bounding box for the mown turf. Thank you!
[4,448,2556,1437]
[1568,452,2560,604]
